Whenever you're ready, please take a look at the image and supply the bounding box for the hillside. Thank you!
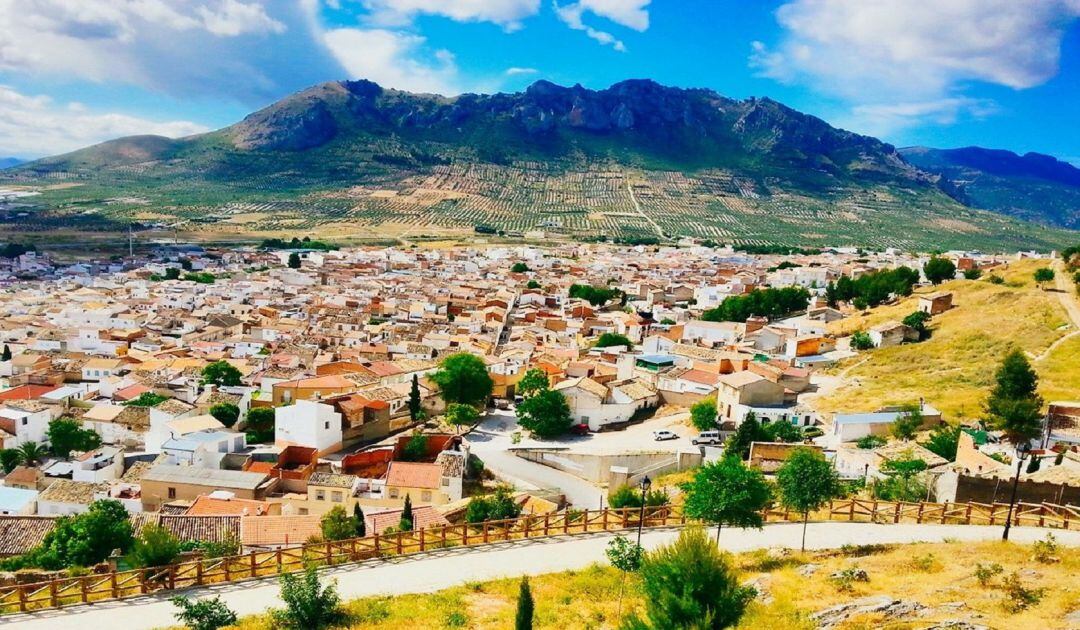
[1,79,1077,250]
[815,259,1080,420]
[0,158,23,170]
[221,540,1080,629]
[901,146,1080,229]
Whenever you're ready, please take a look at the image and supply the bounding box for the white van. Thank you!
[692,430,722,446]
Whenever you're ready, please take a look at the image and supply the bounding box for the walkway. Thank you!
[7,522,1076,630]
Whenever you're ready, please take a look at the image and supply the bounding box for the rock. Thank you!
[925,623,989,630]
[744,576,772,604]
[811,596,929,628]
[829,567,869,582]
[797,563,821,577]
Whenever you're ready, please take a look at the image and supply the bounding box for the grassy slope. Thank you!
[224,540,1080,629]
[815,259,1080,420]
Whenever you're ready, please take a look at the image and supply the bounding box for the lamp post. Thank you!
[1002,442,1032,541]
[636,475,652,548]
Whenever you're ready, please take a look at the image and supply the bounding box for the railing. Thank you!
[1,499,1076,615]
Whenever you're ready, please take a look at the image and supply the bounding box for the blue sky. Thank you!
[1,0,1078,163]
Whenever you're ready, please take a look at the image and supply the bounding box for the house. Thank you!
[81,358,125,382]
[275,399,344,455]
[272,375,357,406]
[71,445,124,483]
[831,404,943,442]
[834,441,949,479]
[0,486,38,515]
[366,504,450,535]
[239,514,323,550]
[715,371,785,426]
[0,516,56,557]
[0,401,53,445]
[384,461,454,506]
[161,429,247,468]
[868,321,919,348]
[918,292,953,316]
[37,479,101,515]
[140,465,274,511]
[185,492,280,516]
[554,376,658,431]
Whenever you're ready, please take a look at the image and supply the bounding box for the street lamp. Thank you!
[636,475,652,548]
[1002,442,1032,541]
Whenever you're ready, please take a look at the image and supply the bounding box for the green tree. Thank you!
[123,392,169,407]
[465,486,522,524]
[172,596,237,630]
[24,499,134,569]
[594,332,633,348]
[209,403,240,428]
[273,567,341,629]
[16,441,46,467]
[701,286,811,323]
[401,431,428,462]
[287,252,301,269]
[445,402,479,426]
[1,344,10,361]
[130,524,181,567]
[856,434,887,449]
[245,407,275,442]
[515,577,534,630]
[46,418,102,458]
[516,389,573,438]
[872,455,929,502]
[985,349,1044,444]
[921,423,961,461]
[1033,267,1055,288]
[516,368,549,398]
[622,527,755,630]
[606,535,643,620]
[511,262,530,273]
[724,413,761,460]
[0,448,19,473]
[430,352,494,407]
[924,257,957,284]
[762,419,802,443]
[850,331,874,350]
[963,268,983,280]
[320,505,359,541]
[682,458,772,542]
[164,267,181,281]
[891,403,923,440]
[689,398,717,431]
[399,494,414,532]
[608,485,669,509]
[408,373,422,422]
[201,360,242,387]
[526,280,541,290]
[902,310,932,340]
[353,503,366,537]
[776,447,842,551]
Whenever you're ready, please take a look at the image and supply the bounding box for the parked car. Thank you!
[803,426,824,438]
[570,423,590,436]
[692,430,722,446]
[653,430,679,441]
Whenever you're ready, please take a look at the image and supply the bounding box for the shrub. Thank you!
[516,389,573,438]
[320,505,360,542]
[465,486,522,524]
[689,398,717,431]
[963,268,983,280]
[594,332,633,348]
[171,596,238,630]
[1000,571,1045,613]
[607,485,669,509]
[974,562,1004,587]
[829,567,869,593]
[130,524,181,568]
[209,403,239,428]
[908,553,941,573]
[401,431,428,461]
[1032,533,1059,564]
[851,331,873,350]
[987,274,1005,284]
[605,535,644,573]
[515,577,534,630]
[856,434,886,449]
[623,527,755,629]
[273,567,342,629]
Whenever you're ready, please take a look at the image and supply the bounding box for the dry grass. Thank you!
[222,539,1080,629]
[817,259,1080,420]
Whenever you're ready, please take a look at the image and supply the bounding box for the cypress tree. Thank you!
[515,577,534,630]
[353,503,366,537]
[399,494,413,531]
[1,345,9,362]
[409,374,422,422]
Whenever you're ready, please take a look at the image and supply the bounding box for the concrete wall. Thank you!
[513,448,702,486]
[937,470,1080,505]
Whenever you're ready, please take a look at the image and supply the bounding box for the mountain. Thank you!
[4,79,1076,251]
[901,146,1080,229]
[0,157,24,170]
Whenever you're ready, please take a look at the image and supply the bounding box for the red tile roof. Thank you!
[0,385,58,401]
[366,505,449,535]
[186,495,275,516]
[385,461,442,489]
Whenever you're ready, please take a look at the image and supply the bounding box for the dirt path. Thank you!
[626,183,664,238]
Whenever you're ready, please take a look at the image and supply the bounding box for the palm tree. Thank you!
[16,442,46,467]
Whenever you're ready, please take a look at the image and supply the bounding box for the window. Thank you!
[389,488,399,499]
[441,477,450,487]
[421,491,432,502]
[167,487,176,499]
[324,421,330,430]
[315,489,325,501]
[298,508,309,515]
[331,491,343,503]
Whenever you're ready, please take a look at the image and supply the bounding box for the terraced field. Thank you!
[4,160,1073,251]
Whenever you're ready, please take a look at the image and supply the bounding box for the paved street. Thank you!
[8,522,1078,630]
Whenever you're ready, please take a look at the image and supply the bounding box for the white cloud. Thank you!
[841,98,1000,138]
[0,85,208,156]
[0,1,318,102]
[359,0,541,30]
[752,0,1080,136]
[554,0,650,51]
[505,66,539,75]
[321,28,463,95]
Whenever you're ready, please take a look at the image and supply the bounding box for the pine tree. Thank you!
[986,349,1044,445]
[1026,455,1041,474]
[399,494,413,531]
[724,413,761,460]
[408,374,422,422]
[1,345,10,362]
[353,503,366,537]
[515,577,534,630]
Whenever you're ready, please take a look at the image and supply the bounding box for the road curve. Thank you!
[6,522,1078,630]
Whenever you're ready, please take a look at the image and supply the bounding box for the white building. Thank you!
[162,429,246,468]
[0,486,37,515]
[71,446,124,483]
[275,400,343,454]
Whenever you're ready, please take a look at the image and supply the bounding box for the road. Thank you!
[625,183,664,238]
[9,522,1078,630]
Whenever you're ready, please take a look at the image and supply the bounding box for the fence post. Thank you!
[965,503,972,524]
[49,579,58,608]
[197,559,204,585]
[169,565,176,591]
[917,503,924,524]
[374,532,381,556]
[80,575,88,604]
[441,526,447,547]
[111,572,118,599]
[419,527,426,552]
[848,500,855,521]
[603,509,609,531]
[523,516,530,539]
[582,508,589,533]
[462,524,469,547]
[483,522,489,544]
[18,584,26,613]
[224,556,231,582]
[139,569,147,595]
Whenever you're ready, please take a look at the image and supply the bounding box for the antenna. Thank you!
[128,223,134,258]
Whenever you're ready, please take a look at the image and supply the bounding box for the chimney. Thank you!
[616,352,636,380]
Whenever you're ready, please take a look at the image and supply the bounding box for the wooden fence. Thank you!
[2,499,1077,615]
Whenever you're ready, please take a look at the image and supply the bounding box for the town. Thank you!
[0,238,1077,627]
